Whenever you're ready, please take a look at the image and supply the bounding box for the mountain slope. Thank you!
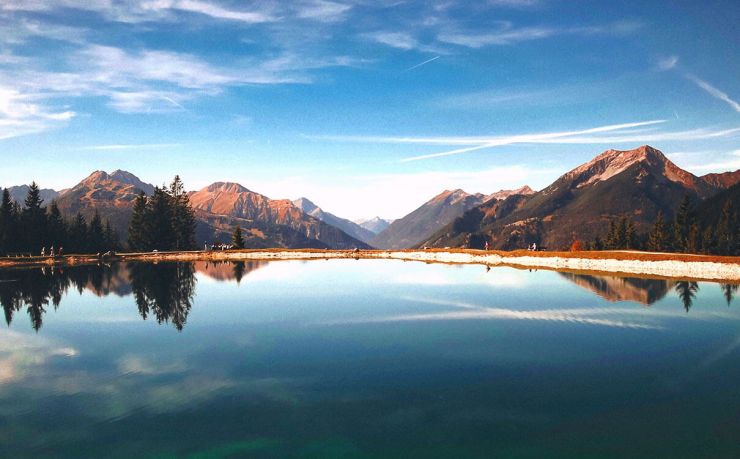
[6,185,59,206]
[700,170,740,189]
[55,170,155,238]
[355,217,392,234]
[190,183,370,249]
[371,189,487,250]
[293,197,376,244]
[422,145,727,250]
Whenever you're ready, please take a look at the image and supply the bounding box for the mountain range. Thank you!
[2,145,738,252]
[420,145,740,250]
[354,217,393,234]
[370,186,536,250]
[293,197,376,244]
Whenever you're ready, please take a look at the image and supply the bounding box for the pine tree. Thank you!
[46,201,67,248]
[605,219,618,250]
[168,176,197,250]
[0,189,17,255]
[69,213,88,253]
[128,192,148,251]
[673,194,694,253]
[104,220,119,251]
[231,224,245,249]
[625,218,638,249]
[147,186,175,251]
[647,211,668,252]
[716,199,736,256]
[22,182,47,252]
[88,212,105,253]
[700,225,715,254]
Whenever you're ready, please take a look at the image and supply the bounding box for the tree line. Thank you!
[588,194,738,256]
[127,176,197,252]
[0,183,119,255]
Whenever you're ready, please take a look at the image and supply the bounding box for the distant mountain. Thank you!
[421,145,729,250]
[355,217,393,234]
[293,197,376,244]
[371,189,487,250]
[486,185,534,201]
[700,170,740,189]
[190,182,370,249]
[55,170,155,238]
[6,185,59,206]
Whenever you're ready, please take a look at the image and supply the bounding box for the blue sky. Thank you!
[0,0,738,219]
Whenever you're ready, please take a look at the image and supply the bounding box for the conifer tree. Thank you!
[147,186,175,251]
[69,213,88,253]
[22,182,47,251]
[88,212,105,253]
[716,199,736,256]
[647,211,668,252]
[104,220,119,250]
[46,201,67,248]
[169,176,197,250]
[0,189,17,255]
[673,194,694,252]
[128,192,148,251]
[231,224,245,249]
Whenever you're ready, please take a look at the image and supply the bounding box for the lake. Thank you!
[0,259,738,458]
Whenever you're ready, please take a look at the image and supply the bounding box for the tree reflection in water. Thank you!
[0,263,736,332]
[128,262,196,331]
[675,281,699,312]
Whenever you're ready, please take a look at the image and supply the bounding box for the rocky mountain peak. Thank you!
[204,182,251,194]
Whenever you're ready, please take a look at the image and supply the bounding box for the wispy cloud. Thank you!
[438,20,642,48]
[686,75,740,113]
[309,120,740,162]
[295,0,351,22]
[657,55,679,71]
[0,87,75,140]
[80,143,182,151]
[363,31,419,50]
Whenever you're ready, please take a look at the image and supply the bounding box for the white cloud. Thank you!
[296,0,351,22]
[438,20,642,48]
[363,31,419,50]
[657,55,679,71]
[81,143,182,151]
[0,86,75,140]
[171,0,276,23]
[686,75,740,113]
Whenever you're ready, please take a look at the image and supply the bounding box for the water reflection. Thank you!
[560,273,671,305]
[0,263,736,332]
[129,262,196,331]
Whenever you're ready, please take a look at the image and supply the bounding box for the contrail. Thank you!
[403,55,440,72]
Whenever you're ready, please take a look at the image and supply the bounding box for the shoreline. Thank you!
[1,249,739,282]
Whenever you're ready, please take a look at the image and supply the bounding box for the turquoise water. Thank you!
[0,260,738,458]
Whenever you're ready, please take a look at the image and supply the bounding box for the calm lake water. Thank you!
[0,260,738,458]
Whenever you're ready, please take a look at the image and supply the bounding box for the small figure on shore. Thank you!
[532,242,537,251]
[41,247,46,257]
[205,242,208,251]
[484,241,489,251]
[58,247,64,256]
[50,246,55,257]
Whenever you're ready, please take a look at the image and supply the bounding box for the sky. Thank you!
[0,0,739,220]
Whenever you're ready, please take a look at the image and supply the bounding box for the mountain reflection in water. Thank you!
[0,262,736,331]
